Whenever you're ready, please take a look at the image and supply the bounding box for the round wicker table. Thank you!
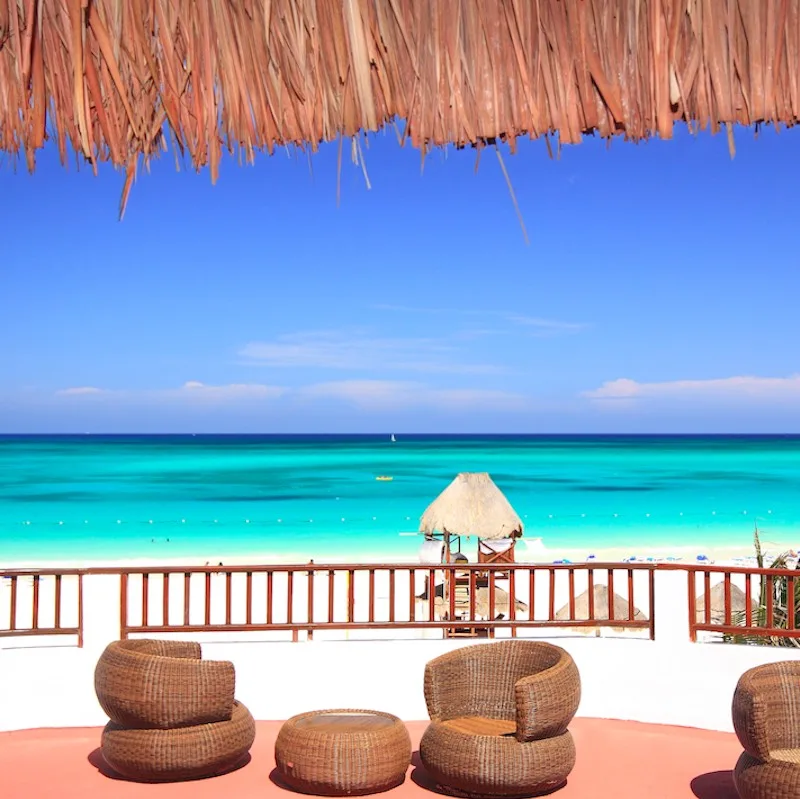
[275,709,412,796]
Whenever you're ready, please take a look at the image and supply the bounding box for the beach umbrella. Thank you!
[695,582,747,625]
[555,584,648,635]
[419,473,523,541]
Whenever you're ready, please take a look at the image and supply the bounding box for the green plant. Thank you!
[721,525,800,647]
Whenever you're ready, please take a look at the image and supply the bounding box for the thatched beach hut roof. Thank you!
[420,472,523,541]
[696,582,747,625]
[556,584,647,634]
[3,0,799,214]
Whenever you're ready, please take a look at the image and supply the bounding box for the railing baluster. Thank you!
[724,573,732,626]
[568,568,576,620]
[508,568,517,637]
[704,571,711,625]
[409,569,416,622]
[120,573,128,640]
[246,571,253,627]
[77,573,84,648]
[32,574,40,630]
[528,568,535,621]
[428,569,436,622]
[488,570,496,637]
[648,567,656,640]
[607,570,615,620]
[588,569,595,620]
[205,572,211,626]
[327,569,335,623]
[347,569,355,624]
[287,571,295,624]
[766,575,775,628]
[54,574,62,630]
[388,568,396,623]
[162,573,170,627]
[469,568,476,622]
[266,570,274,625]
[183,572,191,626]
[225,572,232,626]
[627,569,634,621]
[368,568,375,624]
[788,576,796,630]
[306,568,314,639]
[745,573,752,627]
[142,573,149,627]
[548,568,556,620]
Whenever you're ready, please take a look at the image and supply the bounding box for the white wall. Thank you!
[1,569,799,734]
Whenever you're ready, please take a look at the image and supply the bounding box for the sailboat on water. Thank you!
[391,433,396,443]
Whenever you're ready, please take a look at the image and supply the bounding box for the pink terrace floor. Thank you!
[0,719,740,799]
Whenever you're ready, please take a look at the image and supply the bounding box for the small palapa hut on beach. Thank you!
[419,472,523,564]
[2,1,799,216]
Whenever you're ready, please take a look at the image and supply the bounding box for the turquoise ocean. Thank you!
[1,435,799,564]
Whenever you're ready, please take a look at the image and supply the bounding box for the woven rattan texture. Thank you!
[420,641,580,797]
[275,709,412,796]
[732,661,800,799]
[95,639,235,729]
[94,638,254,782]
[101,700,256,782]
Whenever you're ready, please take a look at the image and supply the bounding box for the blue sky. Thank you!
[2,124,799,434]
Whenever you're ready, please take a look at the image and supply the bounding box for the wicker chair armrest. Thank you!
[515,656,581,742]
[96,649,236,729]
[127,639,201,660]
[732,681,771,761]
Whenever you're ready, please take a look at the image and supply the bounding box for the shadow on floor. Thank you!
[409,751,444,795]
[690,771,737,799]
[88,748,251,783]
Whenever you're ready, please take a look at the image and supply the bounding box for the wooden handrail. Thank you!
[2,561,798,647]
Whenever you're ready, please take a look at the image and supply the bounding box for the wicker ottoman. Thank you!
[275,709,412,795]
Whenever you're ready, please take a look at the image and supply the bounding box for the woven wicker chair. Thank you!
[732,661,800,799]
[419,640,581,798]
[94,639,255,781]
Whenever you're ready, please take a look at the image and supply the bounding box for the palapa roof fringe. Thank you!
[420,472,523,541]
[2,0,798,216]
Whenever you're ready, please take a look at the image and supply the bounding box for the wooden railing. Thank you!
[684,564,800,643]
[0,569,84,646]
[7,560,800,648]
[114,562,657,641]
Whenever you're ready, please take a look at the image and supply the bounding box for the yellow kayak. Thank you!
[375,476,394,481]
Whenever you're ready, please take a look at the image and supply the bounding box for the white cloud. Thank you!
[505,315,588,336]
[52,379,525,413]
[583,374,800,402]
[54,382,286,404]
[55,386,107,396]
[173,381,287,402]
[239,330,503,374]
[301,379,527,411]
[371,305,587,337]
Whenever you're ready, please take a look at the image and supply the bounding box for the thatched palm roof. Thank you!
[696,582,747,625]
[556,584,647,634]
[420,472,522,541]
[3,1,798,214]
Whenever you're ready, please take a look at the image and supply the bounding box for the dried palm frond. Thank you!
[2,1,799,215]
